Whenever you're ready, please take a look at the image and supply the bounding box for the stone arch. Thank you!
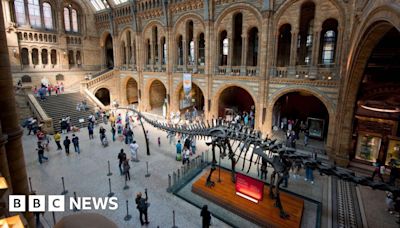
[94,87,111,106]
[55,74,64,81]
[145,79,167,113]
[172,12,205,36]
[99,30,113,47]
[335,14,399,164]
[173,81,206,113]
[21,75,32,83]
[214,2,262,27]
[126,77,139,105]
[142,20,165,36]
[266,86,335,151]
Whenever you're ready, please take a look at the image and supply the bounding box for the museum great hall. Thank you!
[0,0,399,227]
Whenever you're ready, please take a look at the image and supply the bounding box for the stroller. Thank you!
[102,135,109,147]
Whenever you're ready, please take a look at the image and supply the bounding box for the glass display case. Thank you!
[355,132,382,162]
[385,136,400,165]
[307,117,325,139]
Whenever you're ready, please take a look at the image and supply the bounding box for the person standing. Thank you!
[72,134,80,154]
[200,205,211,228]
[63,136,71,155]
[123,159,131,181]
[304,129,309,147]
[54,131,62,150]
[176,140,182,161]
[111,124,116,142]
[36,142,48,164]
[183,147,190,165]
[130,141,139,162]
[88,122,94,140]
[99,126,106,142]
[118,149,127,175]
[135,190,150,225]
[191,137,196,154]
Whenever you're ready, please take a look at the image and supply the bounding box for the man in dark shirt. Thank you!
[117,149,126,175]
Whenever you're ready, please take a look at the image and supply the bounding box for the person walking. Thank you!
[54,131,62,150]
[176,140,182,161]
[36,142,48,164]
[88,122,94,140]
[135,190,150,225]
[111,124,116,142]
[117,149,127,175]
[72,134,80,154]
[130,141,139,162]
[183,147,190,165]
[63,136,71,155]
[123,159,131,181]
[200,205,211,228]
[99,126,106,143]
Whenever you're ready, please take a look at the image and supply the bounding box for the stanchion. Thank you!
[177,168,180,180]
[124,200,132,221]
[52,212,56,226]
[173,172,177,186]
[28,177,35,194]
[172,210,178,228]
[145,161,151,177]
[218,155,221,183]
[61,177,68,195]
[108,178,115,197]
[168,174,171,189]
[123,177,129,190]
[73,192,79,212]
[107,160,112,176]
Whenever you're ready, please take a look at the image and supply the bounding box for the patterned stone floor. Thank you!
[20,111,399,228]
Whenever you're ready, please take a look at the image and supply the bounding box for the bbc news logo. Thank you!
[9,195,119,212]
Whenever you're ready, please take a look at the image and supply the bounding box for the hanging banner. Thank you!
[183,73,192,96]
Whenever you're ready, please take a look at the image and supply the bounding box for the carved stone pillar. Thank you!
[38,50,42,65]
[289,30,298,66]
[241,34,248,75]
[0,3,33,225]
[182,39,187,69]
[193,38,198,70]
[311,30,321,66]
[28,49,32,66]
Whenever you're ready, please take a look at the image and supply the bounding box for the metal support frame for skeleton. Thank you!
[118,107,400,219]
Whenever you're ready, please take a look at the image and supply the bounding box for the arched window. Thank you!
[71,9,78,32]
[320,19,338,65]
[161,37,166,65]
[76,51,81,65]
[152,27,158,64]
[21,48,29,65]
[187,21,194,65]
[14,0,26,25]
[177,35,183,65]
[68,50,74,65]
[32,48,39,65]
[41,49,48,65]
[64,8,71,31]
[247,27,259,66]
[277,24,292,67]
[146,39,151,64]
[43,2,53,30]
[297,2,315,65]
[189,40,195,64]
[28,0,41,28]
[198,33,205,65]
[51,49,57,65]
[219,30,228,66]
[232,13,243,66]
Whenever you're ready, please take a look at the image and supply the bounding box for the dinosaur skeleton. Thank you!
[118,107,400,219]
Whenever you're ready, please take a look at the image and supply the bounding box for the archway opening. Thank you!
[149,80,166,114]
[177,83,204,117]
[218,86,255,127]
[272,91,329,148]
[95,88,111,106]
[126,78,139,104]
[351,27,400,164]
[105,34,114,69]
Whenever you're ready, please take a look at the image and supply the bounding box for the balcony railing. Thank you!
[273,65,338,81]
[215,66,259,77]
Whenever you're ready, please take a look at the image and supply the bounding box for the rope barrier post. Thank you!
[173,172,177,186]
[172,210,178,228]
[73,192,79,212]
[61,177,68,195]
[124,200,132,221]
[28,177,35,194]
[168,174,171,189]
[123,176,129,190]
[107,160,112,176]
[108,178,115,197]
[218,155,221,183]
[52,212,56,226]
[177,168,180,180]
[145,161,151,177]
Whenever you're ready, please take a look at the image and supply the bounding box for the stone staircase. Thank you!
[35,92,100,132]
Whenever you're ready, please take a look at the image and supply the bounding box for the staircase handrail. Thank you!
[82,69,117,89]
[83,88,106,110]
[26,94,54,134]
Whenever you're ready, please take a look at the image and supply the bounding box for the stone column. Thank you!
[241,34,248,75]
[227,35,233,74]
[28,49,32,66]
[193,38,198,71]
[289,30,298,66]
[48,50,52,66]
[158,39,162,69]
[0,121,11,190]
[311,30,321,66]
[0,3,33,225]
[38,50,42,65]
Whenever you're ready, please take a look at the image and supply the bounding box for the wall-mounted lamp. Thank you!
[12,48,19,58]
[0,176,8,189]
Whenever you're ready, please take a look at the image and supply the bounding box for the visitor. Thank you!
[72,134,80,154]
[260,157,268,181]
[60,117,67,134]
[192,106,198,121]
[33,86,38,97]
[135,190,150,225]
[371,160,385,182]
[130,141,139,162]
[88,122,94,140]
[123,159,131,181]
[200,205,211,228]
[158,137,161,147]
[76,102,81,112]
[191,137,196,154]
[109,112,116,127]
[388,158,400,186]
[36,142,48,164]
[60,82,64,93]
[99,126,106,142]
[65,116,71,132]
[118,149,127,175]
[47,85,52,96]
[183,147,190,165]
[176,140,182,161]
[53,131,62,150]
[111,124,116,141]
[63,136,71,155]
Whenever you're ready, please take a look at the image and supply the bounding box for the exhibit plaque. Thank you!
[235,173,264,202]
